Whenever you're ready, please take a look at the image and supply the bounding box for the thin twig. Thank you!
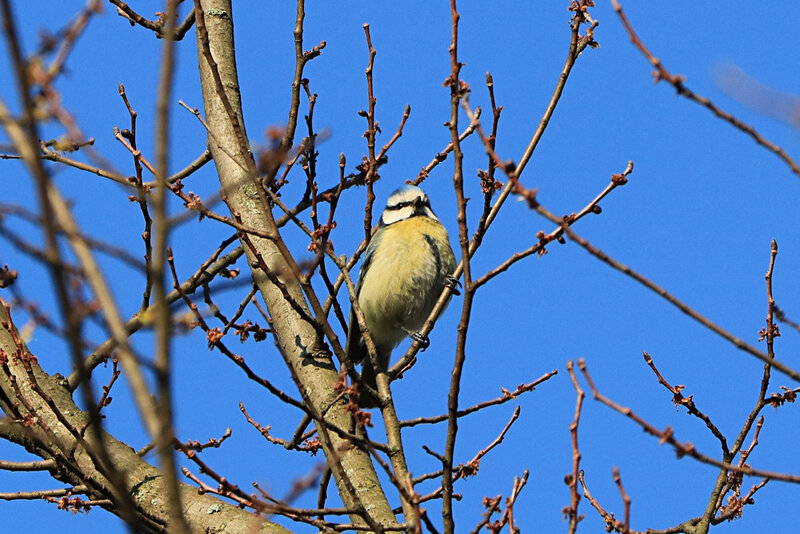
[559,224,800,382]
[565,361,584,534]
[611,0,800,178]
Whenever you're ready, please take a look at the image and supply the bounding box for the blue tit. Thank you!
[345,184,456,407]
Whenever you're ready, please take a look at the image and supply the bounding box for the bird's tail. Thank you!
[356,346,393,408]
[356,357,381,408]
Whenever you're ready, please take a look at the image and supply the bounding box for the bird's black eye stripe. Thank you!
[387,197,430,211]
[386,201,410,211]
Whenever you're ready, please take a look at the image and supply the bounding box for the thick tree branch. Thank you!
[0,298,290,533]
[193,0,397,530]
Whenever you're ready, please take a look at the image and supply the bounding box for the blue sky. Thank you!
[1,1,800,533]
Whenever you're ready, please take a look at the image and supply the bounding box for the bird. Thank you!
[345,184,457,408]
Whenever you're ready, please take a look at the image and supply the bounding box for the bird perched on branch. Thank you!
[346,184,457,408]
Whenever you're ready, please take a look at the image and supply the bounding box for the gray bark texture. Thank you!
[0,1,399,531]
[194,0,398,529]
[0,301,291,533]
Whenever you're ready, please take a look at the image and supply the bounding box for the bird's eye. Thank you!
[386,194,428,212]
[388,200,412,210]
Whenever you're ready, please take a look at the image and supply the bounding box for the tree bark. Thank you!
[0,300,291,533]
[194,0,398,530]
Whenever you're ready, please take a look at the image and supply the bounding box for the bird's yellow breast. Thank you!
[357,216,455,351]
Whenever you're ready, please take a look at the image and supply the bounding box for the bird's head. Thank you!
[379,185,438,226]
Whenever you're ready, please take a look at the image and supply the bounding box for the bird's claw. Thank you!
[410,331,430,351]
[445,276,462,296]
